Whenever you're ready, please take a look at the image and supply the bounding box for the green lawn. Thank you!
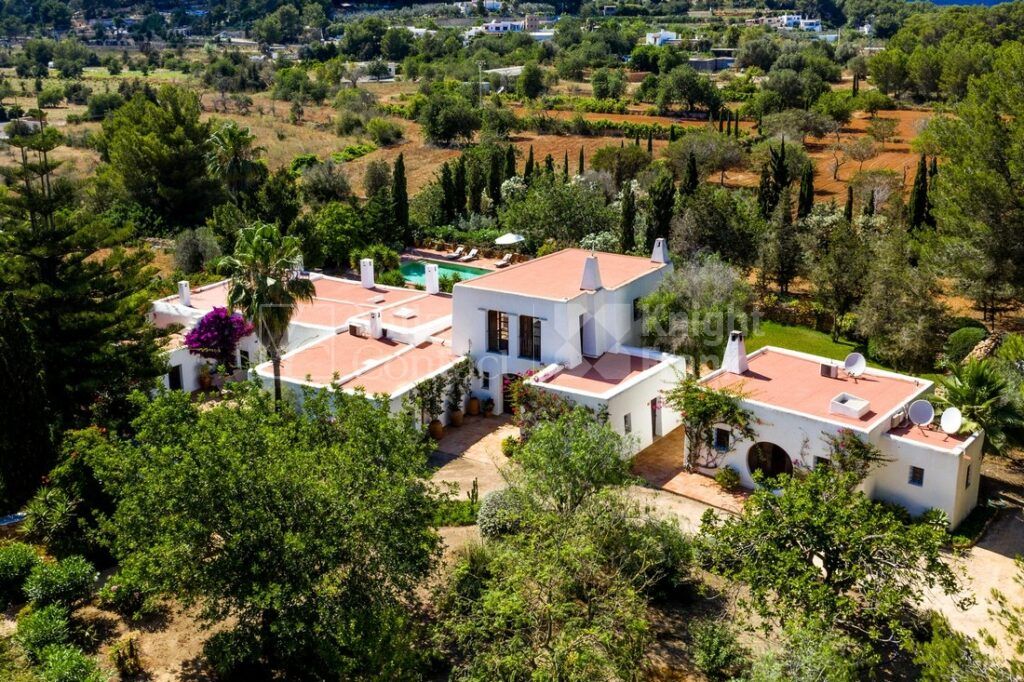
[747,321,945,383]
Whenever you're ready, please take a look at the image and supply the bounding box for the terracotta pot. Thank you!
[467,397,481,416]
[428,419,445,440]
[450,410,464,427]
[198,372,212,391]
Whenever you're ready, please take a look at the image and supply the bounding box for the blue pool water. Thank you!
[400,259,490,286]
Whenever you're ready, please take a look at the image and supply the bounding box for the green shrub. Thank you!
[39,645,106,682]
[477,488,525,540]
[349,244,401,272]
[377,269,406,287]
[500,435,521,459]
[202,629,263,680]
[97,567,159,621]
[331,142,376,162]
[0,542,40,608]
[714,466,741,492]
[689,618,748,681]
[944,327,987,364]
[15,604,71,660]
[23,556,97,607]
[366,117,404,146]
[290,153,319,174]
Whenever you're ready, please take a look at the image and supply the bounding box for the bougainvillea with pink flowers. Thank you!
[184,307,254,370]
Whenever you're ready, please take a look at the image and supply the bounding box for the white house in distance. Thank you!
[645,29,680,47]
[451,242,685,453]
[149,245,685,453]
[694,332,984,527]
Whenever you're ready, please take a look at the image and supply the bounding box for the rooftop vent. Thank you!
[580,254,603,291]
[360,258,375,289]
[819,363,839,378]
[651,237,670,264]
[393,307,417,320]
[424,263,440,295]
[830,392,870,419]
[177,280,191,307]
[368,310,383,339]
[369,294,386,304]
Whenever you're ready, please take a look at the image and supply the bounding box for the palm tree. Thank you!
[206,120,265,202]
[218,223,314,403]
[935,358,1024,456]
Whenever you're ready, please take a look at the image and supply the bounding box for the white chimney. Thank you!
[580,254,603,291]
[368,310,383,339]
[424,263,440,295]
[360,258,375,289]
[177,280,192,307]
[722,330,748,375]
[651,237,670,264]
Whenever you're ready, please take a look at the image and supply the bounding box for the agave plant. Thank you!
[935,358,1024,456]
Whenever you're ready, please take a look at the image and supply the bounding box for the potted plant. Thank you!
[483,397,495,416]
[415,375,446,440]
[446,358,477,427]
[197,363,213,391]
[467,393,481,416]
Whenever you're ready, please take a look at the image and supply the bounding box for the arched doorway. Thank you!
[747,442,793,479]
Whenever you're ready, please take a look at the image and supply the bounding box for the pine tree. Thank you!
[562,150,569,182]
[0,126,164,432]
[844,185,854,222]
[646,130,653,154]
[488,150,503,210]
[907,153,929,231]
[682,151,700,196]
[0,293,54,511]
[524,145,534,179]
[797,162,815,218]
[391,153,409,243]
[578,146,585,175]
[504,144,516,179]
[620,184,636,253]
[452,156,467,217]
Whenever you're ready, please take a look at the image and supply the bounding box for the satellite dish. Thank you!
[940,407,963,435]
[908,400,935,428]
[843,352,867,378]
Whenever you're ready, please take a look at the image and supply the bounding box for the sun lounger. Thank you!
[446,246,465,260]
[495,253,513,268]
[459,248,479,262]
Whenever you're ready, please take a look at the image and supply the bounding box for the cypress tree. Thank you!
[544,153,554,175]
[928,157,938,179]
[562,150,569,182]
[634,134,640,146]
[669,124,677,142]
[648,168,676,246]
[844,185,854,222]
[797,162,814,218]
[647,130,653,154]
[578,146,585,174]
[863,189,875,217]
[452,156,467,217]
[908,153,928,230]
[734,113,741,138]
[682,151,699,195]
[718,114,724,133]
[488,150,503,210]
[391,153,409,243]
[726,112,733,137]
[524,145,534,179]
[769,190,800,295]
[620,185,636,253]
[439,162,455,223]
[504,144,516,179]
[467,159,484,215]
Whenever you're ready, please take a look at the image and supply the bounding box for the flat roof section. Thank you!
[340,341,456,396]
[705,348,927,428]
[541,352,661,395]
[888,423,971,453]
[273,333,404,386]
[350,293,454,330]
[312,278,421,307]
[459,249,666,300]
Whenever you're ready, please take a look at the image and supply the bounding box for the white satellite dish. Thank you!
[940,407,963,435]
[908,399,935,428]
[843,352,867,378]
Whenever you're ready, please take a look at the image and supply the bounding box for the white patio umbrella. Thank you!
[494,232,526,246]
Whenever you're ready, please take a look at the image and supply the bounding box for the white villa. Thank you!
[150,244,685,454]
[695,331,984,527]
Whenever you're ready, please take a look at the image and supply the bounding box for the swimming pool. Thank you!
[400,259,490,286]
